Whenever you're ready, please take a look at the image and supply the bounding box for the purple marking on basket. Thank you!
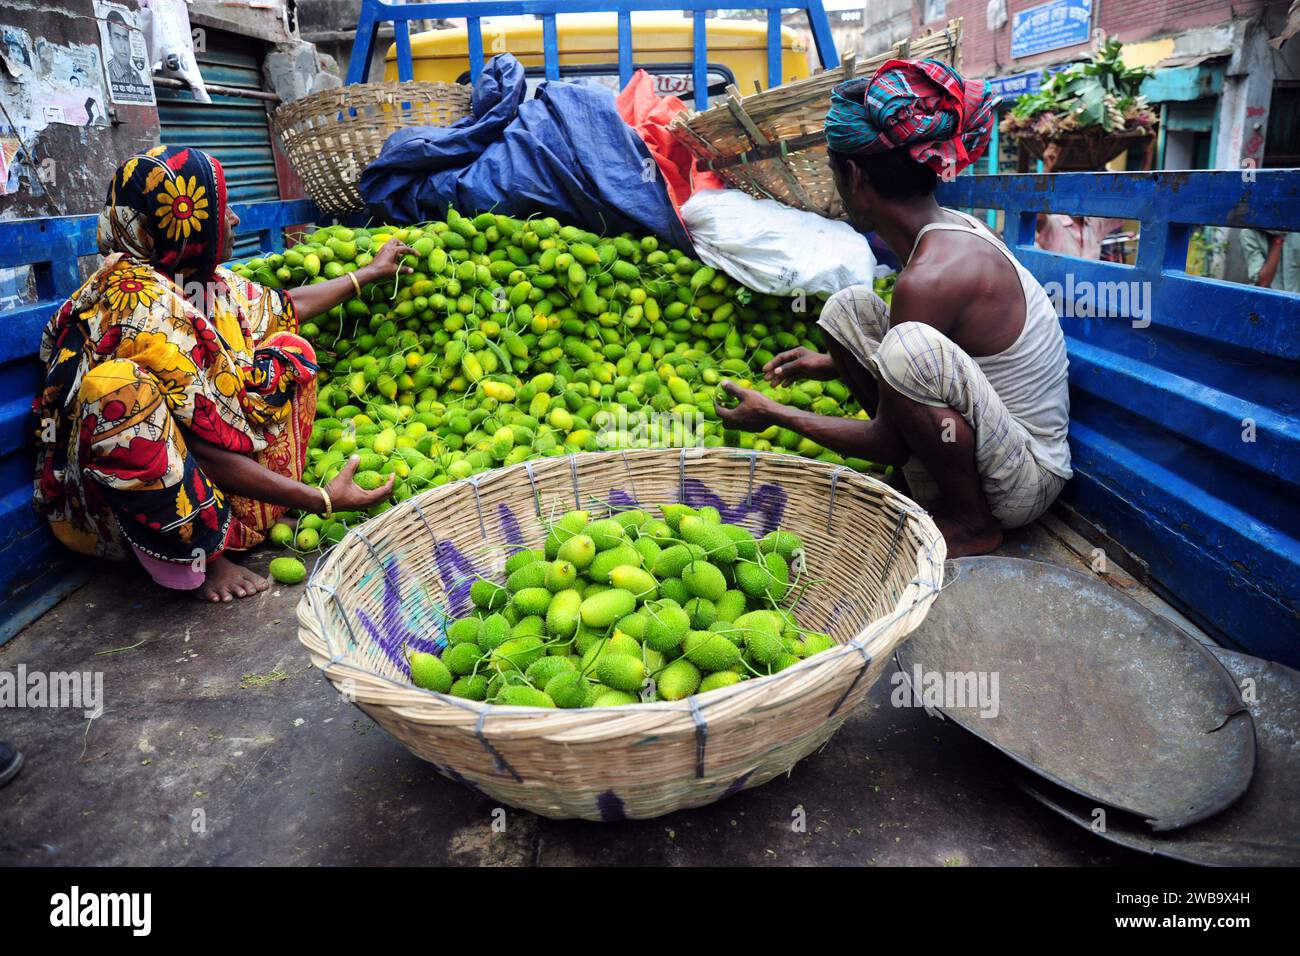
[596,789,626,822]
[609,488,638,510]
[499,503,526,553]
[681,478,787,535]
[355,557,440,673]
[722,770,754,799]
[435,538,481,619]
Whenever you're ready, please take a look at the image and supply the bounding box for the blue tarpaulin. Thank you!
[359,54,692,250]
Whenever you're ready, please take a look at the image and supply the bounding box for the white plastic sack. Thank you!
[681,188,876,296]
[141,0,210,104]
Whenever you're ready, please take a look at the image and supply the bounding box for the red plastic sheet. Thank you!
[615,70,724,214]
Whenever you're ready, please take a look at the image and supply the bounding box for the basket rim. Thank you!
[271,79,472,126]
[295,448,946,730]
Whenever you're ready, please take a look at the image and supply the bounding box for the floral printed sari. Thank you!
[32,145,317,573]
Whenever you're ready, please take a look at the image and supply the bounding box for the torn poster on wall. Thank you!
[1,28,110,131]
[94,0,157,106]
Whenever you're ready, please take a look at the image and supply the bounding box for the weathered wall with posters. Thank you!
[0,0,159,218]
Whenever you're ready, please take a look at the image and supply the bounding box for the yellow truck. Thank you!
[384,12,814,103]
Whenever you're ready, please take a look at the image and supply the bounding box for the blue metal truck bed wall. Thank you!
[0,200,318,641]
[938,171,1299,664]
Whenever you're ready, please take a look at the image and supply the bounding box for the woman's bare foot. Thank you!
[199,556,270,603]
[934,512,1004,559]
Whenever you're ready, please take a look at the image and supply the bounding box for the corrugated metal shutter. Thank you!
[155,32,279,258]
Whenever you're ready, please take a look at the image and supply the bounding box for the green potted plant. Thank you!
[1000,39,1159,171]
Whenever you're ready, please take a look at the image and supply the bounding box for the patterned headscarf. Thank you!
[97,145,228,286]
[825,58,1000,176]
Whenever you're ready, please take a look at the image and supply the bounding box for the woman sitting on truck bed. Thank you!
[32,146,401,602]
[718,60,1072,557]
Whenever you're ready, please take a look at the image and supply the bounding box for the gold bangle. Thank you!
[319,486,333,519]
[346,271,362,297]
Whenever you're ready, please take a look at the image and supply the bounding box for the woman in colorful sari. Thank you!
[33,146,411,602]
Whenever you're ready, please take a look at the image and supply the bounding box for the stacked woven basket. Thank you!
[297,448,945,820]
[271,82,472,214]
[670,19,963,219]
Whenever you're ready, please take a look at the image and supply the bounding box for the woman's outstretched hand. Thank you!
[323,456,396,512]
[363,240,416,282]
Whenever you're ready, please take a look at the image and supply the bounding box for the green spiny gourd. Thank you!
[700,670,744,693]
[512,586,553,618]
[760,529,804,562]
[450,673,489,700]
[545,671,589,708]
[655,658,701,701]
[444,642,484,675]
[544,559,578,592]
[609,564,657,600]
[684,596,717,629]
[584,518,626,551]
[556,533,597,570]
[587,543,641,583]
[470,578,508,610]
[446,617,481,646]
[545,588,583,638]
[680,515,737,563]
[580,587,637,630]
[644,600,691,652]
[409,651,453,693]
[596,652,646,693]
[490,635,546,674]
[477,613,512,651]
[683,630,742,671]
[497,685,556,707]
[506,560,548,593]
[681,560,727,603]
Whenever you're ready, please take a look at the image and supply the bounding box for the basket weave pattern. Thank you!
[296,448,945,820]
[670,20,963,219]
[271,82,473,214]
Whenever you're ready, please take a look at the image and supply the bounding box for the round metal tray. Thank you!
[895,557,1256,831]
[1015,646,1300,866]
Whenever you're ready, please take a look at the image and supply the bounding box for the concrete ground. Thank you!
[0,519,1183,866]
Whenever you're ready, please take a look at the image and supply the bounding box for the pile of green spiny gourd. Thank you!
[407,501,834,707]
[231,209,892,555]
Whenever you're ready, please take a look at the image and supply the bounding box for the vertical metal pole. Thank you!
[394,18,414,82]
[617,11,633,88]
[345,0,381,84]
[468,16,485,82]
[542,13,560,81]
[692,10,708,110]
[766,6,782,91]
[804,1,840,71]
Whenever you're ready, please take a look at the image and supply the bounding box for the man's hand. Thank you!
[362,240,416,283]
[763,347,836,385]
[324,456,396,512]
[716,380,779,432]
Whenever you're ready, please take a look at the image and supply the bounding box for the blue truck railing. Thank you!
[938,171,1300,665]
[0,199,319,643]
[345,0,841,111]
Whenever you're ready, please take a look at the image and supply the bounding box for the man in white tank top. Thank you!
[717,60,1072,557]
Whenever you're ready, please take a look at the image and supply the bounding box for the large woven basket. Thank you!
[296,448,945,821]
[1014,127,1157,172]
[271,82,472,214]
[669,19,963,219]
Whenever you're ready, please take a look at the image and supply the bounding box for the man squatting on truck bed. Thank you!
[718,59,1073,558]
